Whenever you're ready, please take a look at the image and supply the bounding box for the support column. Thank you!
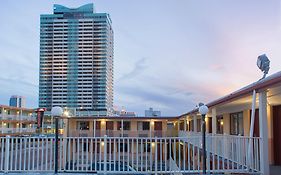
[259,91,269,175]
[212,108,217,135]
[93,119,96,137]
[89,120,93,137]
[193,115,197,132]
[121,120,124,137]
[184,117,187,131]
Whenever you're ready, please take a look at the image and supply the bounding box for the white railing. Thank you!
[0,114,36,122]
[179,131,261,172]
[0,135,261,174]
[0,128,36,134]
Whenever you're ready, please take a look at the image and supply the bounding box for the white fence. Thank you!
[0,135,261,174]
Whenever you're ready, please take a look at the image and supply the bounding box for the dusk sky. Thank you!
[0,0,281,116]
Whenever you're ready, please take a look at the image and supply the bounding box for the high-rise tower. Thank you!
[9,95,26,108]
[39,4,114,116]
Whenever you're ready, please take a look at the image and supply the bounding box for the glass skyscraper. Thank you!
[39,4,114,116]
[9,95,26,108]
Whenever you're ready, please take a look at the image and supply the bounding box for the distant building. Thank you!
[9,95,26,108]
[113,107,136,117]
[0,105,36,136]
[39,3,114,116]
[145,107,161,117]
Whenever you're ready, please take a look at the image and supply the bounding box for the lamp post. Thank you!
[198,103,209,174]
[51,106,63,174]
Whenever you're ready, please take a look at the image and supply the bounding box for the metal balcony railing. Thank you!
[0,135,261,174]
[0,114,36,122]
[0,128,36,134]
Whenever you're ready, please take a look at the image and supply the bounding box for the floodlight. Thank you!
[257,54,270,80]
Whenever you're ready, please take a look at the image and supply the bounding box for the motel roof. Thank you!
[179,71,281,117]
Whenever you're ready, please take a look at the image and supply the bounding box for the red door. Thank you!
[273,105,281,165]
[106,121,114,136]
[95,121,101,136]
[96,121,101,130]
[154,122,162,137]
[154,122,162,130]
[106,121,114,130]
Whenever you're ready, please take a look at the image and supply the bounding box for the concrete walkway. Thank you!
[270,166,281,175]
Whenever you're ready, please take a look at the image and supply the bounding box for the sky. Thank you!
[0,0,281,116]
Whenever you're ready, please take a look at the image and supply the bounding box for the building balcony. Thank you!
[0,127,36,134]
[0,114,36,122]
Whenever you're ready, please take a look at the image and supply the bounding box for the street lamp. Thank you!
[51,106,63,174]
[198,103,209,174]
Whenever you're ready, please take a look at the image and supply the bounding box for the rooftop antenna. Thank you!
[257,54,270,80]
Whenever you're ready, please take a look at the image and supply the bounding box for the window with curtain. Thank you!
[230,112,244,135]
[216,115,223,134]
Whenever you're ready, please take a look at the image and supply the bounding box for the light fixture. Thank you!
[220,121,224,126]
[199,103,209,115]
[63,111,69,117]
[257,54,270,80]
[101,120,106,125]
[51,106,63,117]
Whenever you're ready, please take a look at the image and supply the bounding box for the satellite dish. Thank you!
[257,54,270,80]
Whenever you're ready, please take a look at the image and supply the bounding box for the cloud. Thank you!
[118,57,148,81]
[115,84,197,116]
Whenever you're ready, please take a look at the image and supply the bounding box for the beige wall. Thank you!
[243,110,250,136]
[67,118,173,137]
[267,105,274,164]
[223,113,230,135]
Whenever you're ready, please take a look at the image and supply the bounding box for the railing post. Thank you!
[4,135,10,173]
[104,135,107,174]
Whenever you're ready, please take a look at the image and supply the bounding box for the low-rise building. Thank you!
[0,105,36,136]
[63,116,177,138]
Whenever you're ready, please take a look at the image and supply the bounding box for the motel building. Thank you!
[0,71,281,174]
[0,105,36,136]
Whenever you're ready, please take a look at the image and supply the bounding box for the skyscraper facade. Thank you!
[39,4,114,116]
[9,95,26,108]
